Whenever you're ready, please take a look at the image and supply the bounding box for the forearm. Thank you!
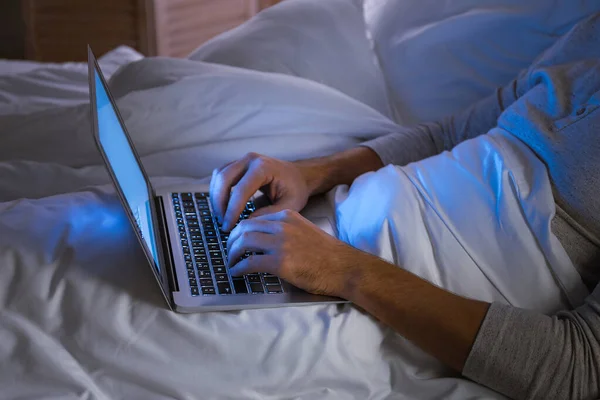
[295,146,384,196]
[341,252,489,372]
[294,73,526,197]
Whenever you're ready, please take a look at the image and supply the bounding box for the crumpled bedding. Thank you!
[0,54,508,400]
[0,1,589,399]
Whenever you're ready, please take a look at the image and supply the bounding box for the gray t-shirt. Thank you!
[363,14,600,400]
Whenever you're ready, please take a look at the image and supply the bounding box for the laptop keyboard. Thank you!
[172,192,284,296]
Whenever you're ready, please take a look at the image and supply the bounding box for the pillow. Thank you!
[0,46,142,115]
[188,0,393,119]
[364,0,600,124]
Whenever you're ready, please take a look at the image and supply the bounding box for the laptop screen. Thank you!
[93,66,161,273]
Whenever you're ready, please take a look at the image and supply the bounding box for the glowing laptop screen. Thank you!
[93,67,160,272]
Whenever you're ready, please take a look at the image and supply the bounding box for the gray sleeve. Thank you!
[362,75,527,167]
[463,286,600,400]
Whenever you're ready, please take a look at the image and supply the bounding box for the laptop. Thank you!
[87,47,345,312]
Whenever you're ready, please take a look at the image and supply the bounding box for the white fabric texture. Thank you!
[364,0,600,124]
[0,46,142,116]
[336,130,587,312]
[188,0,394,121]
[0,0,592,398]
[0,47,513,399]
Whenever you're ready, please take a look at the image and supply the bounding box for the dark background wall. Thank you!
[0,0,26,59]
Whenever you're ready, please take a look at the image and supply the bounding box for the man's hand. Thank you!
[226,208,490,373]
[209,148,384,232]
[226,209,363,297]
[210,153,312,232]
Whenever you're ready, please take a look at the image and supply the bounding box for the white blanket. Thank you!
[0,53,515,399]
[0,1,588,398]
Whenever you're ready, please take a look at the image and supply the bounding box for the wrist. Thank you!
[297,162,329,196]
[337,248,377,301]
[296,146,384,196]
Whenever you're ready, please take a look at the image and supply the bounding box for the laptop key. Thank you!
[213,266,227,274]
[215,273,229,282]
[187,270,195,278]
[232,278,248,294]
[204,229,217,237]
[211,259,224,267]
[263,276,280,285]
[191,287,199,296]
[208,244,220,252]
[249,283,264,293]
[189,278,198,287]
[206,237,219,245]
[202,287,216,295]
[198,270,212,278]
[196,262,210,270]
[217,282,232,295]
[247,274,261,283]
[200,278,214,287]
[266,284,283,294]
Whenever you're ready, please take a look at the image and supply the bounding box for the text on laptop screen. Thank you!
[94,68,160,272]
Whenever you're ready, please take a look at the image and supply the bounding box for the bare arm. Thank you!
[225,210,490,372]
[296,146,384,196]
[342,252,490,372]
[210,147,383,231]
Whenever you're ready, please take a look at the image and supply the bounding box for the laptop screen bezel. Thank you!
[87,47,173,309]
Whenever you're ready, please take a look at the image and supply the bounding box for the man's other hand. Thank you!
[210,153,312,232]
[226,209,364,298]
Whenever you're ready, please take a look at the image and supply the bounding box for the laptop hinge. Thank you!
[155,195,180,294]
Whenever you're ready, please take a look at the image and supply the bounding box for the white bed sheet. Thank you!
[0,49,508,399]
[7,0,588,396]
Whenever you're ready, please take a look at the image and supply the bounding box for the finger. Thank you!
[210,158,251,223]
[228,219,282,245]
[209,161,234,203]
[251,209,300,223]
[227,231,276,268]
[229,254,279,277]
[223,162,272,231]
[250,202,297,219]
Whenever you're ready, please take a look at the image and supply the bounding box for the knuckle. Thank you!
[281,209,296,221]
[274,222,285,234]
[252,156,268,171]
[246,152,260,161]
[240,231,252,242]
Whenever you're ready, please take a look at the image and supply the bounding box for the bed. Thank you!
[2,1,599,399]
